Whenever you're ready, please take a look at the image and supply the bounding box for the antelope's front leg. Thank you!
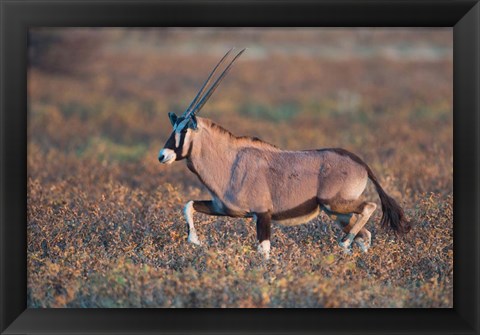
[183,201,202,245]
[255,213,272,260]
[184,200,226,245]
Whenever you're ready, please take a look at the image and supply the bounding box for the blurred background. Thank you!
[27,28,453,308]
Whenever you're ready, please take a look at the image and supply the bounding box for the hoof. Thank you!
[339,233,355,249]
[187,234,202,246]
[354,238,370,253]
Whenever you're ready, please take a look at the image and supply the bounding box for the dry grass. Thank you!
[27,28,453,308]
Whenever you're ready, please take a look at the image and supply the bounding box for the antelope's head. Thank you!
[158,48,245,164]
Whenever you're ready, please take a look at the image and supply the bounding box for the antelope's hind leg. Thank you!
[321,205,354,251]
[338,201,377,249]
[183,200,226,246]
[334,214,372,252]
[327,211,356,253]
[353,228,372,253]
[322,201,375,252]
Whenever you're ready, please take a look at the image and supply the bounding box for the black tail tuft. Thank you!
[366,167,411,234]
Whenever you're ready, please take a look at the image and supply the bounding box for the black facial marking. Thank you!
[162,128,188,160]
[162,114,199,161]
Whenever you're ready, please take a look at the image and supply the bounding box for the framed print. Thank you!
[1,0,479,334]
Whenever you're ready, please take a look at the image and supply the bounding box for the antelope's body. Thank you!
[184,118,368,221]
[158,49,410,259]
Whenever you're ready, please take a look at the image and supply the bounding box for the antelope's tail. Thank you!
[366,166,411,234]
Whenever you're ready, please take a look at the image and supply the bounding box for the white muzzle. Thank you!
[158,148,176,164]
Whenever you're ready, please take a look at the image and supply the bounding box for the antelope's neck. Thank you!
[186,129,238,197]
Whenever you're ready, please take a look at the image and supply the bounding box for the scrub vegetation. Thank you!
[28,28,453,307]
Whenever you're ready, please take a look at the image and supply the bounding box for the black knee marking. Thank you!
[186,201,221,236]
[255,212,271,243]
[192,201,224,215]
[193,200,246,218]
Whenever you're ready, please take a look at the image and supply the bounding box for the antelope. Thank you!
[158,48,410,259]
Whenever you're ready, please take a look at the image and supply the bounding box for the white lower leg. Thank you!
[340,202,376,249]
[184,201,201,245]
[257,240,271,260]
[354,228,372,252]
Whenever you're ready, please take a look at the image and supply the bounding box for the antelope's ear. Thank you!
[168,112,178,126]
[188,115,198,130]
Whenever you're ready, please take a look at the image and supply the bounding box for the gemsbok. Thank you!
[158,48,411,259]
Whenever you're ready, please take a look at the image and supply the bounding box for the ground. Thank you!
[27,28,453,307]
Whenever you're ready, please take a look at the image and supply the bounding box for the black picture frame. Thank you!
[1,0,479,334]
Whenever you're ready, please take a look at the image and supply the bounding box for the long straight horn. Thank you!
[182,48,234,118]
[188,48,246,117]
